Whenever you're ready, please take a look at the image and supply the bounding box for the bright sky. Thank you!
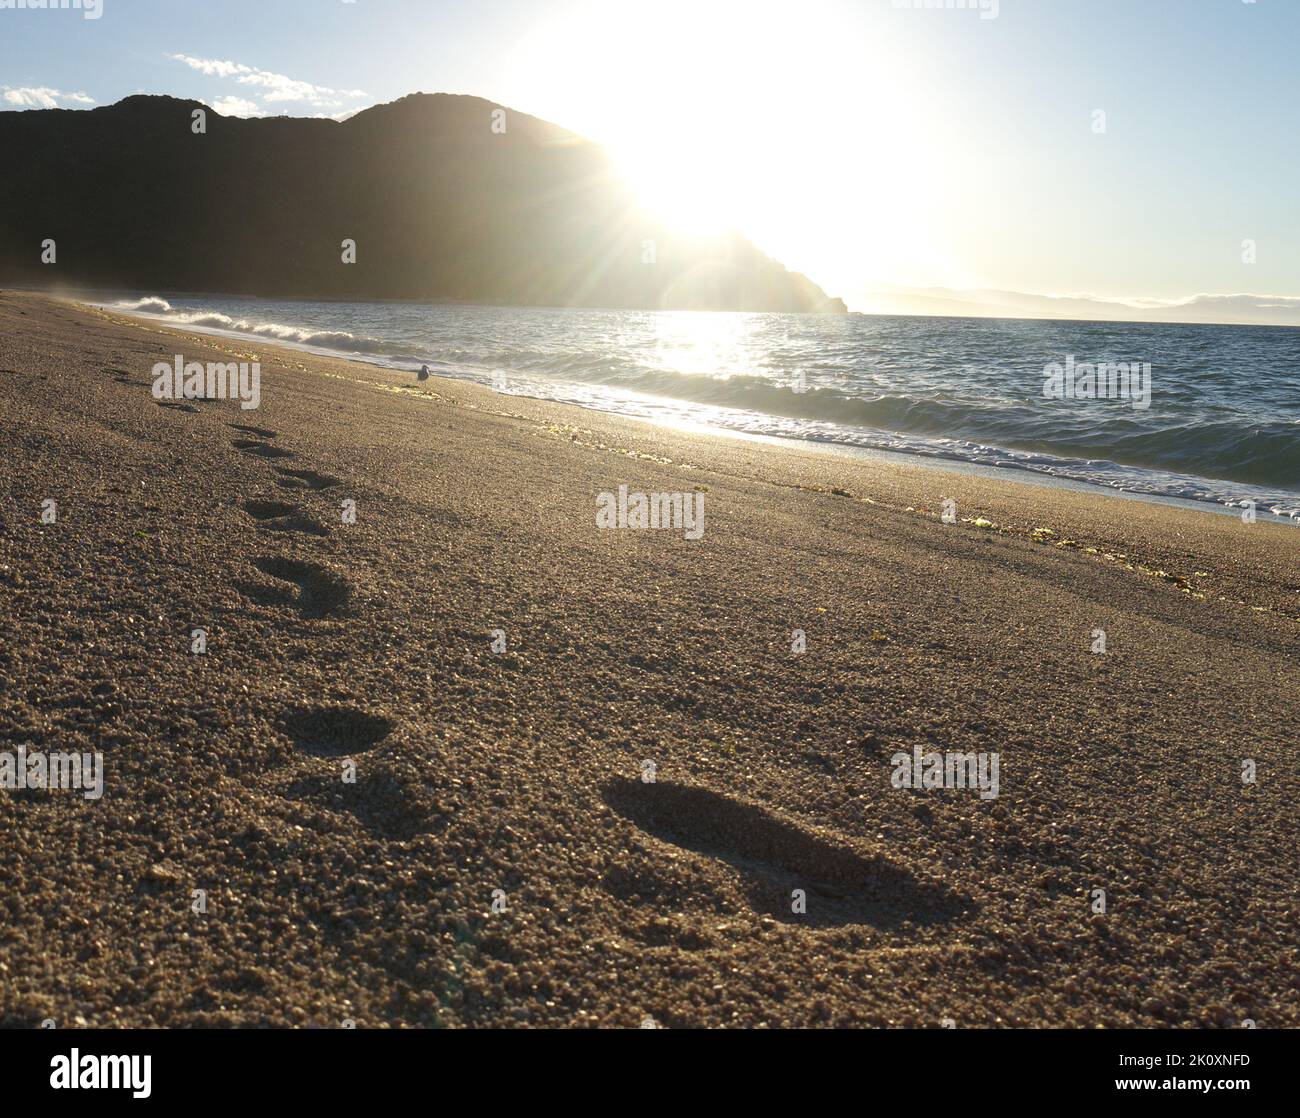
[3,0,1298,313]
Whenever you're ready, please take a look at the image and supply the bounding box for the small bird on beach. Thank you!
[418,364,430,381]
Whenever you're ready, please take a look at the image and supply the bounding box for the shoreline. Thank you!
[61,290,1300,635]
[2,290,1297,1028]
[80,293,1300,523]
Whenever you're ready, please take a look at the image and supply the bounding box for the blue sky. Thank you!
[3,0,1298,315]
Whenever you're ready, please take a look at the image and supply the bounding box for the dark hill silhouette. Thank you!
[0,93,846,312]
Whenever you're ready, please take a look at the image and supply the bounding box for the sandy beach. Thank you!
[1,291,1296,1028]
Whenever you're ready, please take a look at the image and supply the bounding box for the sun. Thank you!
[610,136,739,238]
[505,0,975,296]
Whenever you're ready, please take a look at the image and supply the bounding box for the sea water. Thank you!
[98,294,1300,517]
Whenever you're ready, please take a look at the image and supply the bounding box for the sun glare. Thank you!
[506,0,975,303]
[612,137,739,237]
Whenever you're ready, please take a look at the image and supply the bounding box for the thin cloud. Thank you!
[2,86,96,109]
[209,96,266,119]
[169,54,368,111]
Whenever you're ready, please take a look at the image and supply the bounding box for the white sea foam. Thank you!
[115,296,173,313]
[111,298,389,354]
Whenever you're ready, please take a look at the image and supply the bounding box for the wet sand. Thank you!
[1,291,1296,1028]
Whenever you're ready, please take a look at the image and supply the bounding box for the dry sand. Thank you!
[0,291,1296,1028]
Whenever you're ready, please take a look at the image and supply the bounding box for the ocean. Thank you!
[101,294,1300,518]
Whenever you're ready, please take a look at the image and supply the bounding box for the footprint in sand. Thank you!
[260,708,431,840]
[602,779,970,928]
[232,438,296,459]
[242,498,329,537]
[242,556,353,619]
[280,704,394,757]
[275,467,342,491]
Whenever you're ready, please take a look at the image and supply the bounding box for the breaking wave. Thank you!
[112,296,390,355]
